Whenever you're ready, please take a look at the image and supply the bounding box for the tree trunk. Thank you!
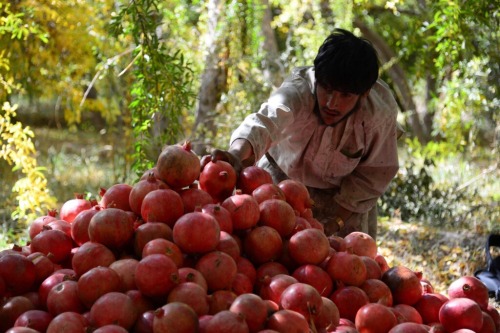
[260,0,284,88]
[354,19,429,143]
[192,0,227,156]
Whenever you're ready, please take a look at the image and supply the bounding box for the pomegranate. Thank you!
[135,253,179,298]
[447,275,490,310]
[393,303,423,324]
[375,253,391,273]
[99,183,133,211]
[330,286,370,322]
[244,226,283,265]
[413,292,449,324]
[252,183,286,204]
[236,256,257,286]
[156,141,200,189]
[355,303,398,333]
[255,261,289,293]
[292,264,333,297]
[167,282,210,316]
[344,231,378,259]
[142,238,183,267]
[133,222,173,257]
[90,292,137,330]
[266,309,310,333]
[388,322,430,333]
[208,290,238,314]
[92,325,129,333]
[200,160,237,202]
[237,165,273,194]
[328,234,347,252]
[173,211,221,254]
[290,216,312,236]
[125,289,155,316]
[13,309,53,332]
[361,256,383,280]
[381,265,423,305]
[178,267,209,292]
[277,179,313,214]
[27,252,55,285]
[109,258,139,291]
[195,251,237,292]
[0,253,36,295]
[288,228,330,265]
[46,311,88,333]
[71,241,116,277]
[231,272,254,295]
[38,272,75,309]
[326,251,367,287]
[77,266,122,308]
[480,311,497,333]
[229,293,268,332]
[279,282,323,321]
[133,310,155,333]
[485,305,500,333]
[258,198,296,237]
[71,205,102,246]
[153,302,199,333]
[140,188,184,226]
[216,231,241,260]
[129,172,169,215]
[46,280,85,316]
[259,273,298,304]
[0,296,35,332]
[59,193,93,223]
[30,228,73,264]
[179,187,214,213]
[88,208,135,251]
[438,297,484,332]
[314,296,340,331]
[28,210,58,240]
[205,310,249,333]
[201,203,233,234]
[221,192,260,230]
[360,278,393,306]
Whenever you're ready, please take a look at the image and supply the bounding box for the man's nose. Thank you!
[326,92,338,108]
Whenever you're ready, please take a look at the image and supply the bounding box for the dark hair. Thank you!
[313,29,379,95]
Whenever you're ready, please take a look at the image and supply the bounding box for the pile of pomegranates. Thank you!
[0,141,498,333]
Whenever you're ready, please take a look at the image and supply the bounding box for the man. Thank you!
[205,29,400,239]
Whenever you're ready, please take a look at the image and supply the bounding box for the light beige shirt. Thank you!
[231,66,400,214]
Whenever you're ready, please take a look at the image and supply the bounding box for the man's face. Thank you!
[316,84,366,126]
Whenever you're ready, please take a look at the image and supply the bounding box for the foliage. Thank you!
[109,0,196,175]
[0,102,56,227]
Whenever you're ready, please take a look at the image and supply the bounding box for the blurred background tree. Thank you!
[1,0,498,244]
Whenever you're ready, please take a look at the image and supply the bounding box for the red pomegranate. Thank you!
[77,266,122,308]
[328,234,348,252]
[252,183,286,204]
[46,311,89,333]
[129,172,169,215]
[28,210,58,240]
[99,183,133,211]
[59,193,93,223]
[46,280,85,316]
[393,303,423,324]
[140,189,184,226]
[326,251,367,287]
[355,303,398,333]
[277,179,313,215]
[266,309,310,333]
[361,256,383,280]
[153,302,199,332]
[28,252,55,285]
[71,241,116,277]
[280,282,323,321]
[381,265,423,305]
[156,141,200,189]
[178,267,208,292]
[236,256,257,286]
[109,258,139,291]
[447,275,490,310]
[288,228,330,266]
[135,253,179,298]
[229,293,268,332]
[133,222,173,257]
[360,278,393,306]
[0,253,36,295]
[90,292,138,330]
[217,231,241,261]
[413,292,449,324]
[255,261,289,293]
[88,208,135,251]
[30,228,73,264]
[133,310,155,333]
[388,322,430,333]
[237,165,273,195]
[13,309,53,333]
[0,296,35,332]
[142,238,183,266]
[208,290,238,315]
[179,187,214,213]
[70,205,102,246]
[258,198,296,237]
[167,282,210,316]
[259,273,298,304]
[314,296,340,331]
[204,309,249,333]
[221,191,260,230]
[292,264,333,297]
[173,211,221,254]
[201,203,233,234]
[231,272,254,295]
[438,297,484,332]
[244,226,283,265]
[200,160,237,203]
[344,231,378,259]
[330,286,370,322]
[195,251,237,292]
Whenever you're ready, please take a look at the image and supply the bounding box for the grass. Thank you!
[1,124,499,310]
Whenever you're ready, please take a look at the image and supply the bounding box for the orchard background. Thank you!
[1,0,499,307]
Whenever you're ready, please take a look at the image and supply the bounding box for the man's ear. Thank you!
[361,89,371,98]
